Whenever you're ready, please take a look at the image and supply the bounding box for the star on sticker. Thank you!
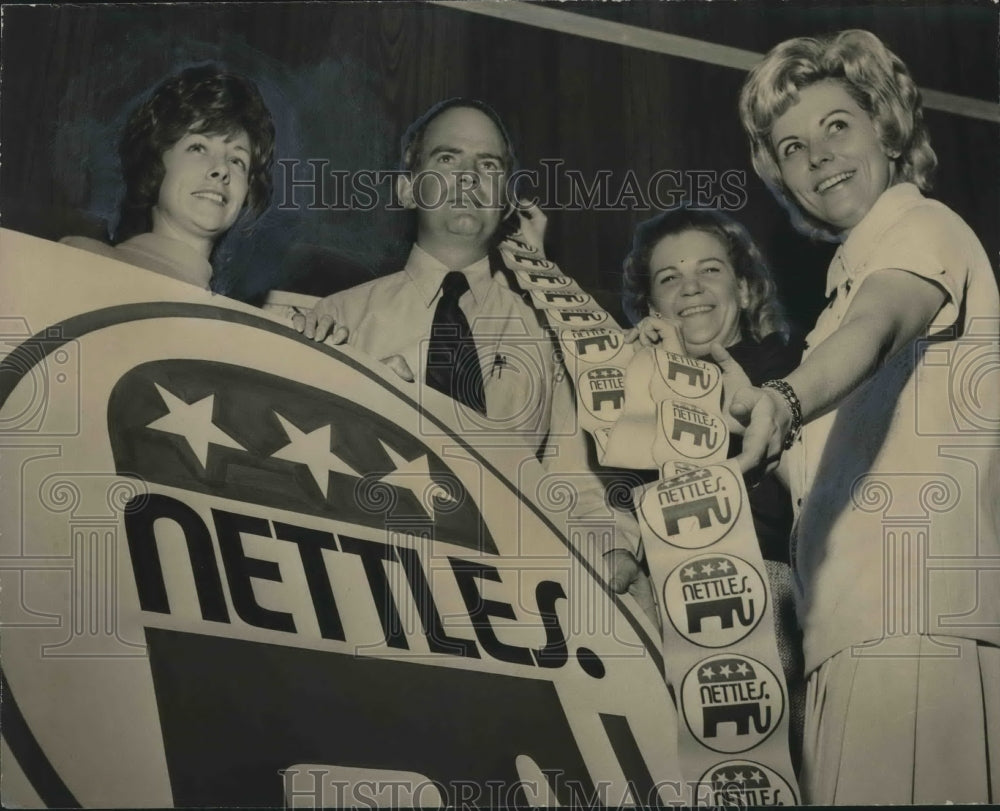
[378,440,456,517]
[717,559,733,573]
[682,566,697,579]
[700,562,715,575]
[749,770,764,784]
[719,664,733,677]
[700,666,715,680]
[732,770,746,782]
[735,661,750,677]
[146,383,244,469]
[271,413,359,497]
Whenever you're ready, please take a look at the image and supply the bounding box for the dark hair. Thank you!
[739,29,936,240]
[622,208,789,342]
[399,97,517,175]
[116,64,275,243]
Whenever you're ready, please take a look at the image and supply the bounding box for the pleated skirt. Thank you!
[801,635,1000,805]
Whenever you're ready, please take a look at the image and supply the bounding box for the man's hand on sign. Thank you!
[604,548,661,631]
[292,297,349,344]
[379,354,415,383]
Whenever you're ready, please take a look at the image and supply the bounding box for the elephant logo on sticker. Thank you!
[514,269,571,290]
[661,400,727,459]
[655,352,720,400]
[682,655,784,754]
[640,466,741,548]
[530,290,592,309]
[549,309,610,327]
[507,254,558,273]
[578,367,625,422]
[697,760,798,807]
[502,236,538,255]
[664,554,765,647]
[560,328,625,364]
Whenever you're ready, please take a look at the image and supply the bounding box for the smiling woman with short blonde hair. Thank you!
[734,28,1000,805]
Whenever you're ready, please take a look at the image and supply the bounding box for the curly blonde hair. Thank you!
[739,29,937,241]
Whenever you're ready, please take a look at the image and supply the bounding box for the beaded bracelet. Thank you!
[761,378,803,450]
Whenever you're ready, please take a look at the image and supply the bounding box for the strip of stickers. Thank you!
[499,236,800,806]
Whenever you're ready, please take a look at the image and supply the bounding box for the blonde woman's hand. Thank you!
[732,385,792,476]
[709,342,753,436]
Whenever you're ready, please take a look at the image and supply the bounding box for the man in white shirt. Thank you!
[287,98,651,615]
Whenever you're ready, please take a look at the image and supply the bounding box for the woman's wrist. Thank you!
[760,378,802,449]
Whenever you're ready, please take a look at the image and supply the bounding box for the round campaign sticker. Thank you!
[639,465,742,549]
[681,654,784,754]
[503,236,538,255]
[660,400,727,460]
[507,253,559,272]
[549,309,610,327]
[530,289,593,309]
[578,367,626,423]
[513,269,572,291]
[663,554,766,647]
[559,328,625,364]
[696,760,799,807]
[654,351,720,400]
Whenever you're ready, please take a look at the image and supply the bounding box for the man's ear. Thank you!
[396,173,417,210]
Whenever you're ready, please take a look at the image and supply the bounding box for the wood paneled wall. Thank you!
[2,2,996,331]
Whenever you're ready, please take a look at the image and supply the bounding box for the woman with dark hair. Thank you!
[623,207,791,357]
[62,64,275,289]
[620,206,805,770]
[736,29,1000,803]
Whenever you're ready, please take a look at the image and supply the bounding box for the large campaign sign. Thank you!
[0,230,684,808]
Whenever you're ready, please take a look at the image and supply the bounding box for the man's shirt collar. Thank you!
[404,243,494,307]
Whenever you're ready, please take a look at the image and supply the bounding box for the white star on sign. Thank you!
[719,664,733,678]
[378,440,456,516]
[146,383,244,469]
[749,770,764,784]
[700,666,715,680]
[717,559,733,573]
[271,413,359,497]
[735,661,750,677]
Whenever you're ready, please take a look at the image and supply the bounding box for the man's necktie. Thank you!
[425,271,487,415]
